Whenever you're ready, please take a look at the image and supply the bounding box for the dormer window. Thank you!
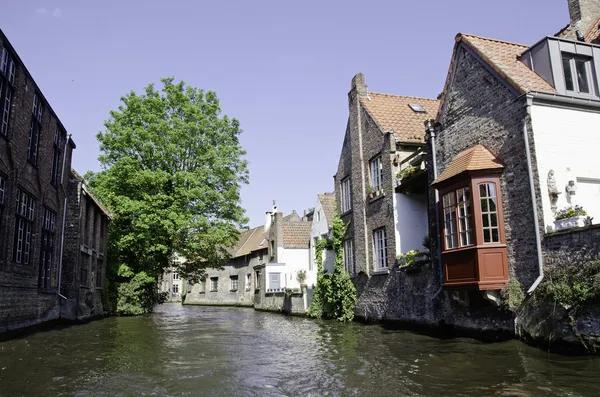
[562,53,595,95]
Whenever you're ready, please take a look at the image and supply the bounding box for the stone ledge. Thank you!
[545,223,600,237]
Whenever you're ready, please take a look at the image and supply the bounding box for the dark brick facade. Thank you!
[0,29,76,332]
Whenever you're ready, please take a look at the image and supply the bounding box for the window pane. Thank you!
[492,228,499,242]
[489,198,497,212]
[575,59,590,93]
[484,229,491,243]
[481,198,488,212]
[490,213,498,227]
[483,214,489,227]
[479,184,487,197]
[563,57,574,91]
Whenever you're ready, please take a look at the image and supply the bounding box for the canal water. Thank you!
[1,304,600,397]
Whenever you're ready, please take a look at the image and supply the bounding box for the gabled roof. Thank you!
[432,145,504,186]
[233,226,268,257]
[282,222,311,249]
[460,34,555,94]
[317,193,336,224]
[359,93,439,143]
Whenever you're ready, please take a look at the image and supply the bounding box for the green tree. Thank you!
[87,78,248,314]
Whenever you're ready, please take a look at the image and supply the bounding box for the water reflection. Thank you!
[0,304,599,396]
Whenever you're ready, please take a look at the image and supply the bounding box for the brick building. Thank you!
[0,29,108,332]
[60,171,110,320]
[333,73,438,278]
[0,29,77,332]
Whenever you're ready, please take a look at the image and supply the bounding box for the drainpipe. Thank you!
[523,96,544,294]
[57,133,71,300]
[425,120,444,299]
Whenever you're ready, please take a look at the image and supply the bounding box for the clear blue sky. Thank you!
[2,1,568,227]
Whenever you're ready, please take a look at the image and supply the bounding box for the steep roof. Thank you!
[359,93,439,143]
[459,34,556,94]
[233,226,268,257]
[282,222,311,249]
[318,193,336,224]
[432,145,504,186]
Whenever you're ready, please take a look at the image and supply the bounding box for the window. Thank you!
[0,48,15,137]
[344,239,354,274]
[341,177,352,212]
[173,272,179,280]
[28,94,43,164]
[373,228,387,270]
[172,284,179,295]
[269,273,281,289]
[199,279,206,293]
[562,53,595,95]
[370,156,383,192]
[96,258,103,288]
[480,183,500,243]
[246,273,251,291]
[230,275,238,291]
[210,277,218,292]
[51,128,62,186]
[80,253,89,287]
[316,211,321,222]
[443,188,474,250]
[255,270,261,289]
[13,189,35,265]
[39,207,56,288]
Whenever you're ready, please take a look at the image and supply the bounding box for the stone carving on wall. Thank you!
[547,169,561,212]
[565,179,578,206]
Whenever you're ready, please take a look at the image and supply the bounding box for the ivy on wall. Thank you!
[309,215,357,322]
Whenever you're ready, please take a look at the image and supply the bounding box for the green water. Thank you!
[1,304,599,396]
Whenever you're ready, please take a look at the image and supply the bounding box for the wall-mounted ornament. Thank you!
[547,169,561,212]
[566,179,578,206]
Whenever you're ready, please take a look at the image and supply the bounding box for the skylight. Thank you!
[408,103,427,113]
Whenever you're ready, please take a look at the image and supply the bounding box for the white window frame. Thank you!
[172,284,179,295]
[341,177,351,213]
[373,228,387,270]
[210,277,218,292]
[343,239,354,274]
[370,156,383,192]
[269,273,281,290]
[172,272,179,280]
[246,273,251,291]
[230,275,238,291]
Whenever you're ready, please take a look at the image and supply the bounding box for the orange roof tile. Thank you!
[432,145,504,186]
[232,225,268,257]
[359,93,439,143]
[282,222,311,249]
[459,34,556,94]
[318,193,336,224]
[584,16,600,44]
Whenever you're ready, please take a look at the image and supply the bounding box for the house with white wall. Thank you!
[309,193,336,278]
[159,259,184,303]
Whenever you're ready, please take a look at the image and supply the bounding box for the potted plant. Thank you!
[367,186,376,199]
[396,165,416,186]
[554,205,588,231]
[296,270,307,287]
[396,250,429,273]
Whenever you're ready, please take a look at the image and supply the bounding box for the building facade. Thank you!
[0,29,77,332]
[309,193,336,277]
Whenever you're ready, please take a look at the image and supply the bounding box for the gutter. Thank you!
[426,120,444,300]
[523,95,544,295]
[528,91,600,111]
[57,133,72,300]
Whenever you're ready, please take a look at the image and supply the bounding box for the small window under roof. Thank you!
[408,103,427,113]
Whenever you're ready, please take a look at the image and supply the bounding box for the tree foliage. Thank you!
[309,215,357,322]
[88,78,249,312]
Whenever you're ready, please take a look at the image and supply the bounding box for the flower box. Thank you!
[554,215,587,231]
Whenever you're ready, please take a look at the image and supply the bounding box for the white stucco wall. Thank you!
[269,247,311,289]
[393,193,428,255]
[309,197,331,284]
[531,105,600,231]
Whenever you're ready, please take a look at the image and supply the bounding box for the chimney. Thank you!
[567,0,600,39]
[350,73,368,97]
[264,211,272,231]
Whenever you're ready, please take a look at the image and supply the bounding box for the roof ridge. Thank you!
[459,33,529,48]
[366,92,439,102]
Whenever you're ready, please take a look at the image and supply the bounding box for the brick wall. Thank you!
[542,224,600,268]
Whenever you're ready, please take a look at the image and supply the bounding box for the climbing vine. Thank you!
[309,215,357,322]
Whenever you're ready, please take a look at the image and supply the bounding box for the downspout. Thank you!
[426,120,444,299]
[57,133,71,300]
[523,96,544,294]
[356,97,369,276]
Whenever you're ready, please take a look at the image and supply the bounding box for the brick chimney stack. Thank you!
[566,0,600,40]
[350,73,368,97]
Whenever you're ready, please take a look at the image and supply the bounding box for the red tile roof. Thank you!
[433,145,504,186]
[318,193,336,224]
[282,222,311,249]
[359,93,439,143]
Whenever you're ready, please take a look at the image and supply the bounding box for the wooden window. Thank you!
[341,177,351,212]
[442,187,474,250]
[13,189,35,265]
[269,273,281,289]
[172,284,179,295]
[51,128,62,186]
[343,239,354,274]
[246,273,251,291]
[39,207,56,288]
[373,228,387,270]
[479,183,500,243]
[230,275,238,291]
[255,270,261,289]
[28,94,43,164]
[173,272,179,280]
[0,48,15,138]
[210,277,218,292]
[369,156,383,192]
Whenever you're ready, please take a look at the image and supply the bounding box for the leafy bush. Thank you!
[396,250,428,269]
[396,165,416,180]
[501,279,525,311]
[555,205,587,220]
[536,260,600,311]
[115,264,167,315]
